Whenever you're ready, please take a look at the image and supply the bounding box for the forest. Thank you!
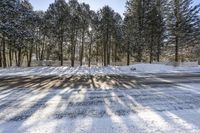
[0,0,200,68]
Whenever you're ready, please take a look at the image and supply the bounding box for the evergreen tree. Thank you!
[45,0,69,66]
[79,3,91,66]
[167,0,200,62]
[68,0,81,67]
[99,6,115,66]
[126,0,146,62]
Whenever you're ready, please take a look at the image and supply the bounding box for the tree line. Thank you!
[0,0,200,68]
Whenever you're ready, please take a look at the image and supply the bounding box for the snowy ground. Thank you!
[1,79,200,132]
[0,63,200,76]
[0,64,200,133]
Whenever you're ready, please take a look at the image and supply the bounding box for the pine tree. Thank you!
[112,13,123,64]
[79,3,91,66]
[167,0,200,62]
[145,0,165,63]
[68,0,81,67]
[45,0,69,66]
[0,0,18,67]
[126,0,147,62]
[123,15,132,65]
[99,6,115,66]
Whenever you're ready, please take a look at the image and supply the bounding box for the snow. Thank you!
[0,63,200,132]
[120,63,200,74]
[0,63,199,76]
[1,83,200,132]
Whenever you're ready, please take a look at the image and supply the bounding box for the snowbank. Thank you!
[0,63,199,76]
[125,63,200,73]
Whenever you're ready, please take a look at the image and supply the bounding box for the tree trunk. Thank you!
[150,46,153,64]
[156,39,161,62]
[88,35,92,67]
[14,50,18,66]
[60,35,64,66]
[40,41,45,61]
[150,30,154,64]
[114,42,117,63]
[71,32,77,67]
[46,47,51,60]
[107,37,111,65]
[9,42,12,67]
[105,27,109,66]
[9,48,12,67]
[2,37,7,68]
[96,42,99,64]
[127,41,130,66]
[36,43,38,61]
[17,48,22,67]
[38,46,41,61]
[0,42,2,67]
[71,37,75,67]
[80,30,85,66]
[137,45,142,62]
[198,58,200,65]
[103,39,107,66]
[27,47,33,67]
[175,36,179,62]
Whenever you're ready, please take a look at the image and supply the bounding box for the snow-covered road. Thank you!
[0,75,200,132]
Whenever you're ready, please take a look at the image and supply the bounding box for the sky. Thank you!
[29,0,126,16]
[29,0,200,16]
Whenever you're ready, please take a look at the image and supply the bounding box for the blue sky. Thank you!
[30,0,199,16]
[29,0,125,16]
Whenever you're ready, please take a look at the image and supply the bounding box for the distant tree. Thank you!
[79,3,91,66]
[0,0,18,67]
[99,6,115,66]
[45,0,69,66]
[88,11,98,67]
[123,15,132,65]
[167,0,200,62]
[145,0,165,63]
[126,0,146,62]
[68,0,81,67]
[125,0,168,63]
[112,13,123,64]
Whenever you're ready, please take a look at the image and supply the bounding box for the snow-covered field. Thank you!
[1,83,200,133]
[0,63,200,76]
